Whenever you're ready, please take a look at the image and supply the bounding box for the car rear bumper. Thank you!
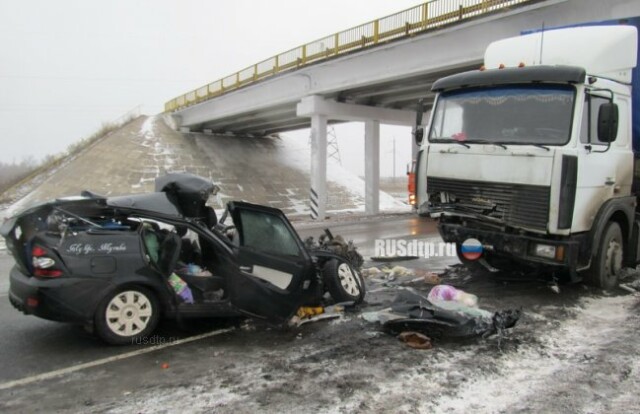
[9,266,96,323]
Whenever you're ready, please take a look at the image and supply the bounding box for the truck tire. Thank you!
[585,222,623,290]
[323,259,365,304]
[94,286,160,345]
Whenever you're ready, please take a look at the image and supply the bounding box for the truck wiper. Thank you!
[530,143,550,151]
[465,140,507,149]
[431,138,471,148]
[450,140,470,148]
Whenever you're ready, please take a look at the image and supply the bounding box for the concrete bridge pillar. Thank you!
[364,120,380,215]
[298,95,414,220]
[309,114,327,220]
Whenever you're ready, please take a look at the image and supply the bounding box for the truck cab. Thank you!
[415,24,640,288]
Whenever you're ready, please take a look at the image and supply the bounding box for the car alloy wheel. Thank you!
[337,263,360,296]
[323,258,365,304]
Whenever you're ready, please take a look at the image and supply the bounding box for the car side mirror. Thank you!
[597,102,618,143]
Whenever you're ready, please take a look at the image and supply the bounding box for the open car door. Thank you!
[226,201,315,322]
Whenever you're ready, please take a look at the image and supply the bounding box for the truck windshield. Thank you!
[429,85,575,146]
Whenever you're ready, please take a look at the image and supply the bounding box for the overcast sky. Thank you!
[0,0,420,175]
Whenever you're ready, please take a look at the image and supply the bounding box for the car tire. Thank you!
[323,259,365,304]
[94,286,160,345]
[584,222,623,290]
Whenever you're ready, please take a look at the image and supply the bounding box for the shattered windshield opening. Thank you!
[429,84,575,146]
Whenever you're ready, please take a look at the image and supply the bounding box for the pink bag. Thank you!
[428,285,478,307]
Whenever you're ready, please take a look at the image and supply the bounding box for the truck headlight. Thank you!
[531,244,566,261]
[532,244,556,260]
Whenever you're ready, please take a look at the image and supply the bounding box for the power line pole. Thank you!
[327,126,342,165]
[393,136,396,179]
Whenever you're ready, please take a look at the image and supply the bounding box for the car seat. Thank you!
[204,206,217,229]
[157,232,182,277]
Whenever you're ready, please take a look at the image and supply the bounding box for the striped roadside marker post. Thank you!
[310,188,319,219]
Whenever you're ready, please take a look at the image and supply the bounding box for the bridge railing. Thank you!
[165,0,536,113]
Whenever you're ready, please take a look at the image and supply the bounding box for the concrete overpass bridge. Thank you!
[165,0,640,220]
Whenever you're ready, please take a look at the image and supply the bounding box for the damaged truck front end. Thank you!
[436,215,586,272]
[419,69,590,275]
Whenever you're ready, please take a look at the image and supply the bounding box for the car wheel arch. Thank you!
[93,279,171,319]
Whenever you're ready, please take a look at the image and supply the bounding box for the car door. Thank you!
[226,201,315,321]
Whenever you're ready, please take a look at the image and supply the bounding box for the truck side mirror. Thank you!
[597,103,618,143]
[414,99,425,145]
[413,127,424,145]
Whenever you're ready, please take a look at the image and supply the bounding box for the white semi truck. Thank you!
[414,20,640,289]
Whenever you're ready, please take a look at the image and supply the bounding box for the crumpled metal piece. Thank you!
[304,229,363,269]
[375,289,520,340]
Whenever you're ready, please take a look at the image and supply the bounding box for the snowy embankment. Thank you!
[0,117,407,249]
[127,116,406,215]
[131,115,186,189]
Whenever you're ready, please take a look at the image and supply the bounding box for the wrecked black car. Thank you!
[1,174,365,344]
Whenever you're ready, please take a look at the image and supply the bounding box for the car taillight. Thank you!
[32,245,47,257]
[31,245,63,278]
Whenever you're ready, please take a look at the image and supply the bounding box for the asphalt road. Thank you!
[2,214,638,413]
[296,213,448,268]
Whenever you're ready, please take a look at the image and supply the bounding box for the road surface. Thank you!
[0,215,639,413]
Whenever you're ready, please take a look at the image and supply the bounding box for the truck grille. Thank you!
[427,177,550,231]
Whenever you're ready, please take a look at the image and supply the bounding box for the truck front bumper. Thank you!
[439,222,583,268]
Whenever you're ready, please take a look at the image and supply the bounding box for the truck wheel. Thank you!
[94,286,160,345]
[323,259,365,304]
[585,222,623,290]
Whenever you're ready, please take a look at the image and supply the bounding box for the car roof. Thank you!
[107,192,182,217]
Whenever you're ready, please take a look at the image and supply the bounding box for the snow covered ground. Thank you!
[18,264,634,414]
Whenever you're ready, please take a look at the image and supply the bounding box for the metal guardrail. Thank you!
[164,0,536,113]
